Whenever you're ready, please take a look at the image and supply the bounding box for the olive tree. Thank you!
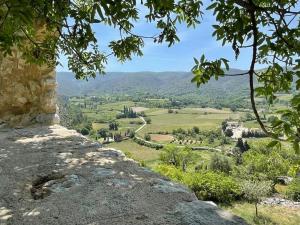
[160,145,195,171]
[242,180,272,217]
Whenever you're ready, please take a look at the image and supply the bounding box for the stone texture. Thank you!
[0,125,247,225]
[0,49,58,126]
[262,197,300,208]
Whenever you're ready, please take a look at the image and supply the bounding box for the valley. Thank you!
[57,71,299,225]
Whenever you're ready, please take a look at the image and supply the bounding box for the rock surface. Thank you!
[0,40,58,127]
[261,197,300,208]
[0,125,247,225]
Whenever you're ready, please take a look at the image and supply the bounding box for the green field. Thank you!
[224,202,300,225]
[106,138,221,169]
[106,140,161,167]
[93,117,141,132]
[70,99,136,122]
[139,108,242,135]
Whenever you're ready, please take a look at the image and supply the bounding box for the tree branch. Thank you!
[223,72,249,76]
[248,6,270,136]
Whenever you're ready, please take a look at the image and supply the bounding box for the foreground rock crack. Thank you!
[0,125,247,225]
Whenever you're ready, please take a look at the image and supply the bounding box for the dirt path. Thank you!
[135,116,147,133]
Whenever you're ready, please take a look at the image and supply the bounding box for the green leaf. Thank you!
[267,140,279,148]
[206,3,218,10]
[193,57,198,64]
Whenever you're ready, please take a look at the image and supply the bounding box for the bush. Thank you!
[286,178,300,201]
[187,171,240,203]
[242,149,290,182]
[109,121,119,130]
[80,127,89,135]
[242,129,267,138]
[155,165,240,203]
[113,133,122,142]
[209,154,232,174]
[192,126,200,134]
[160,145,195,171]
[132,137,163,149]
[145,117,151,124]
[124,151,133,158]
[224,129,233,137]
[155,164,185,181]
[125,129,135,138]
[144,134,151,141]
[129,121,143,125]
[235,138,250,153]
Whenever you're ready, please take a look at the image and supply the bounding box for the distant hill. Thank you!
[56,70,251,107]
[57,70,250,96]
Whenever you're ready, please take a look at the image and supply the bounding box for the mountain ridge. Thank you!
[57,70,249,95]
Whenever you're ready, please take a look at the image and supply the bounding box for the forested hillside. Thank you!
[57,70,251,108]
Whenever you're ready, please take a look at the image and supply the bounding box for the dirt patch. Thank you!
[150,134,174,142]
[132,107,149,113]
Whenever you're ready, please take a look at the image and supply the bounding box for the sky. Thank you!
[56,2,255,73]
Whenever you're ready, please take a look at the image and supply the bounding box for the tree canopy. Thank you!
[0,0,299,150]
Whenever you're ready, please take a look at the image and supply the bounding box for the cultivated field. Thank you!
[138,108,242,135]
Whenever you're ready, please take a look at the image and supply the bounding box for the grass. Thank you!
[105,139,161,167]
[74,100,137,122]
[105,139,219,170]
[244,120,261,129]
[225,202,300,225]
[93,117,142,133]
[139,108,242,135]
[92,122,107,130]
[275,184,288,196]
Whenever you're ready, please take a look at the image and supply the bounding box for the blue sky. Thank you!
[57,2,255,72]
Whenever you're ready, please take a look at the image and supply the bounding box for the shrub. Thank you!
[109,121,119,130]
[159,145,195,171]
[155,165,240,203]
[160,145,181,167]
[80,127,89,135]
[242,149,290,182]
[124,151,133,158]
[125,129,135,138]
[98,128,108,140]
[220,136,230,145]
[286,178,300,201]
[132,137,163,149]
[186,171,240,203]
[209,154,232,174]
[230,106,237,112]
[155,164,185,181]
[192,126,200,134]
[235,138,250,153]
[144,134,151,141]
[224,129,233,137]
[145,117,152,124]
[113,133,122,142]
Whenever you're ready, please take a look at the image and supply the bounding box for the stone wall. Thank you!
[0,50,59,127]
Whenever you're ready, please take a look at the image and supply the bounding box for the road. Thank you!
[135,116,147,133]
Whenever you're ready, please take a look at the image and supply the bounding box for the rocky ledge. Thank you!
[262,197,300,208]
[0,125,246,225]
